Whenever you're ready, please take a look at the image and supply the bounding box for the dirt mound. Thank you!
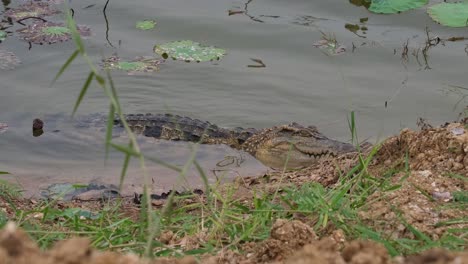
[360,123,467,240]
[1,220,466,264]
[375,122,467,175]
[0,222,196,264]
[229,219,318,263]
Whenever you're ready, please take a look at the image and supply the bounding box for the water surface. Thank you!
[0,0,466,196]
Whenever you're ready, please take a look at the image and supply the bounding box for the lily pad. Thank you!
[427,2,468,28]
[0,49,21,70]
[136,20,157,30]
[4,2,60,21]
[369,0,428,14]
[0,31,6,42]
[17,22,91,45]
[154,40,226,62]
[101,54,163,75]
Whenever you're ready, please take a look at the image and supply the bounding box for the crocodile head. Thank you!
[242,122,356,168]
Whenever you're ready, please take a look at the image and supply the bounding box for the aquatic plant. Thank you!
[154,40,226,62]
[313,32,346,56]
[427,2,468,28]
[368,0,428,14]
[4,2,60,21]
[0,49,21,70]
[101,54,163,75]
[136,20,156,30]
[17,22,91,45]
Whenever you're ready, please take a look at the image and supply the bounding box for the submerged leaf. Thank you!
[369,0,428,14]
[17,21,91,45]
[154,40,226,62]
[427,2,468,28]
[0,49,21,70]
[136,20,157,30]
[4,2,60,21]
[101,54,163,75]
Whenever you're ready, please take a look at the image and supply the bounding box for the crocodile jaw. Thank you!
[245,123,356,168]
[254,137,355,168]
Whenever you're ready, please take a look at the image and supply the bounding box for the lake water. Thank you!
[0,0,466,197]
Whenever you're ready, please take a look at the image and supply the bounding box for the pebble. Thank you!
[452,162,463,170]
[32,118,44,130]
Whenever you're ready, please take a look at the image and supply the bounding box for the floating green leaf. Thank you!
[116,61,146,71]
[154,40,226,62]
[136,20,156,30]
[42,26,71,36]
[427,2,468,28]
[369,0,428,14]
[17,22,91,45]
[0,31,6,42]
[101,54,163,75]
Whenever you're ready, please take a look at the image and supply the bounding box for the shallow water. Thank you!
[0,0,466,196]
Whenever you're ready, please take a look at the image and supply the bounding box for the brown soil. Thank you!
[0,122,467,264]
[1,220,466,264]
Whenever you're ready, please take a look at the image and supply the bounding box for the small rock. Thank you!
[32,119,44,137]
[151,200,164,206]
[32,118,43,130]
[418,170,432,177]
[450,127,465,136]
[453,162,464,170]
[33,213,43,219]
[432,192,452,202]
[159,230,174,244]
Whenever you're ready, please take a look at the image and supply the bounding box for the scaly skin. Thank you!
[115,114,356,168]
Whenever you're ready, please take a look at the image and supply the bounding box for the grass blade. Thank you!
[0,171,10,175]
[72,71,94,116]
[110,142,140,157]
[65,9,85,53]
[105,104,115,159]
[106,70,121,113]
[51,49,79,85]
[144,155,182,172]
[119,141,132,191]
[348,111,357,145]
[193,160,210,197]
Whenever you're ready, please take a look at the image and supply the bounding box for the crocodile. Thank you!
[34,113,358,201]
[114,113,357,168]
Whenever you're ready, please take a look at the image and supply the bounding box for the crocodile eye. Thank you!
[294,130,311,137]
